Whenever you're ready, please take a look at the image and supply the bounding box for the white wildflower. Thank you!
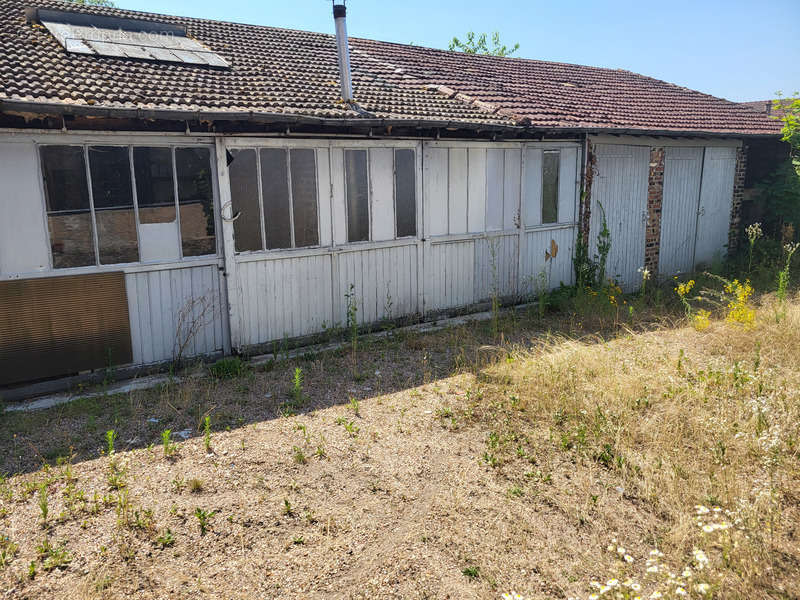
[649,593,663,599]
[746,222,763,242]
[607,579,620,587]
[692,548,709,568]
[696,583,711,594]
[624,554,634,563]
[675,587,688,596]
[695,505,710,515]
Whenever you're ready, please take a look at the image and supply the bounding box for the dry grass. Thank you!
[0,294,798,599]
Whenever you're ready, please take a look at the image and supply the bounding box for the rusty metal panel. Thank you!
[0,272,132,386]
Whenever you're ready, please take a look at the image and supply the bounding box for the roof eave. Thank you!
[0,100,783,139]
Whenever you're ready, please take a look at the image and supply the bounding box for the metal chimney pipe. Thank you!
[333,1,354,103]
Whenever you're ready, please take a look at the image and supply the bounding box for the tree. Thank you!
[775,93,800,158]
[448,32,519,57]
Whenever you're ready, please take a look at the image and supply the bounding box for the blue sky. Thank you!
[118,0,798,102]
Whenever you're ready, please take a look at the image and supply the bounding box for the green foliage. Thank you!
[203,415,212,453]
[594,202,612,286]
[105,429,116,455]
[776,242,799,321]
[775,93,800,155]
[462,565,480,579]
[449,32,519,57]
[292,368,303,404]
[209,357,246,380]
[755,161,800,233]
[194,508,215,536]
[161,429,177,458]
[37,483,48,526]
[156,529,175,548]
[574,201,611,289]
[0,536,18,568]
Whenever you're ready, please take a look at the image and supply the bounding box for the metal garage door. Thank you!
[694,147,736,266]
[658,147,704,276]
[590,144,650,291]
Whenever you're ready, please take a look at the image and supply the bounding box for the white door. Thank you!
[694,147,736,266]
[590,144,650,291]
[658,147,704,276]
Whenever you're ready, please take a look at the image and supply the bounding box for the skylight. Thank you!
[35,8,229,68]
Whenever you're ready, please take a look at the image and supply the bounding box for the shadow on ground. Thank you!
[0,305,674,476]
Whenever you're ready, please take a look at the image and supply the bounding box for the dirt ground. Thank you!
[0,299,798,599]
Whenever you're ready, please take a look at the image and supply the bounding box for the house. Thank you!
[0,0,782,391]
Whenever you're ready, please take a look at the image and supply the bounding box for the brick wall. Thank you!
[645,147,665,273]
[728,145,747,255]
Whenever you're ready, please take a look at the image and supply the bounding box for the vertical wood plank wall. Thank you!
[0,133,742,375]
[126,263,229,364]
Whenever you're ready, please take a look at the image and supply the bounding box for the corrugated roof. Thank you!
[0,0,783,135]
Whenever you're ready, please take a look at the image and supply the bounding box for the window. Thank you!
[228,149,262,252]
[290,149,320,248]
[345,149,370,243]
[40,146,94,269]
[133,147,175,224]
[226,147,320,252]
[260,148,292,249]
[394,149,416,237]
[176,148,216,257]
[89,146,139,264]
[39,144,216,269]
[541,151,560,224]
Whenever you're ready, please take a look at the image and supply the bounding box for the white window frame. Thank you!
[37,141,221,272]
[228,146,322,255]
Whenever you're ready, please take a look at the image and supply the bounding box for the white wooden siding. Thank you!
[590,144,650,291]
[659,147,703,276]
[335,243,419,325]
[558,147,579,224]
[369,148,395,241]
[235,253,333,346]
[0,141,50,275]
[486,148,505,231]
[448,148,469,234]
[126,264,228,364]
[474,233,519,301]
[695,147,736,266]
[521,226,576,294]
[523,148,543,227]
[467,148,487,233]
[423,146,449,236]
[503,149,521,229]
[425,240,475,311]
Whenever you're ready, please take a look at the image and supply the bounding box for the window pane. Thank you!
[395,149,416,237]
[542,151,560,224]
[228,149,263,252]
[176,147,216,257]
[260,148,292,250]
[133,147,175,225]
[89,146,139,265]
[290,149,319,248]
[40,145,95,268]
[345,149,369,242]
